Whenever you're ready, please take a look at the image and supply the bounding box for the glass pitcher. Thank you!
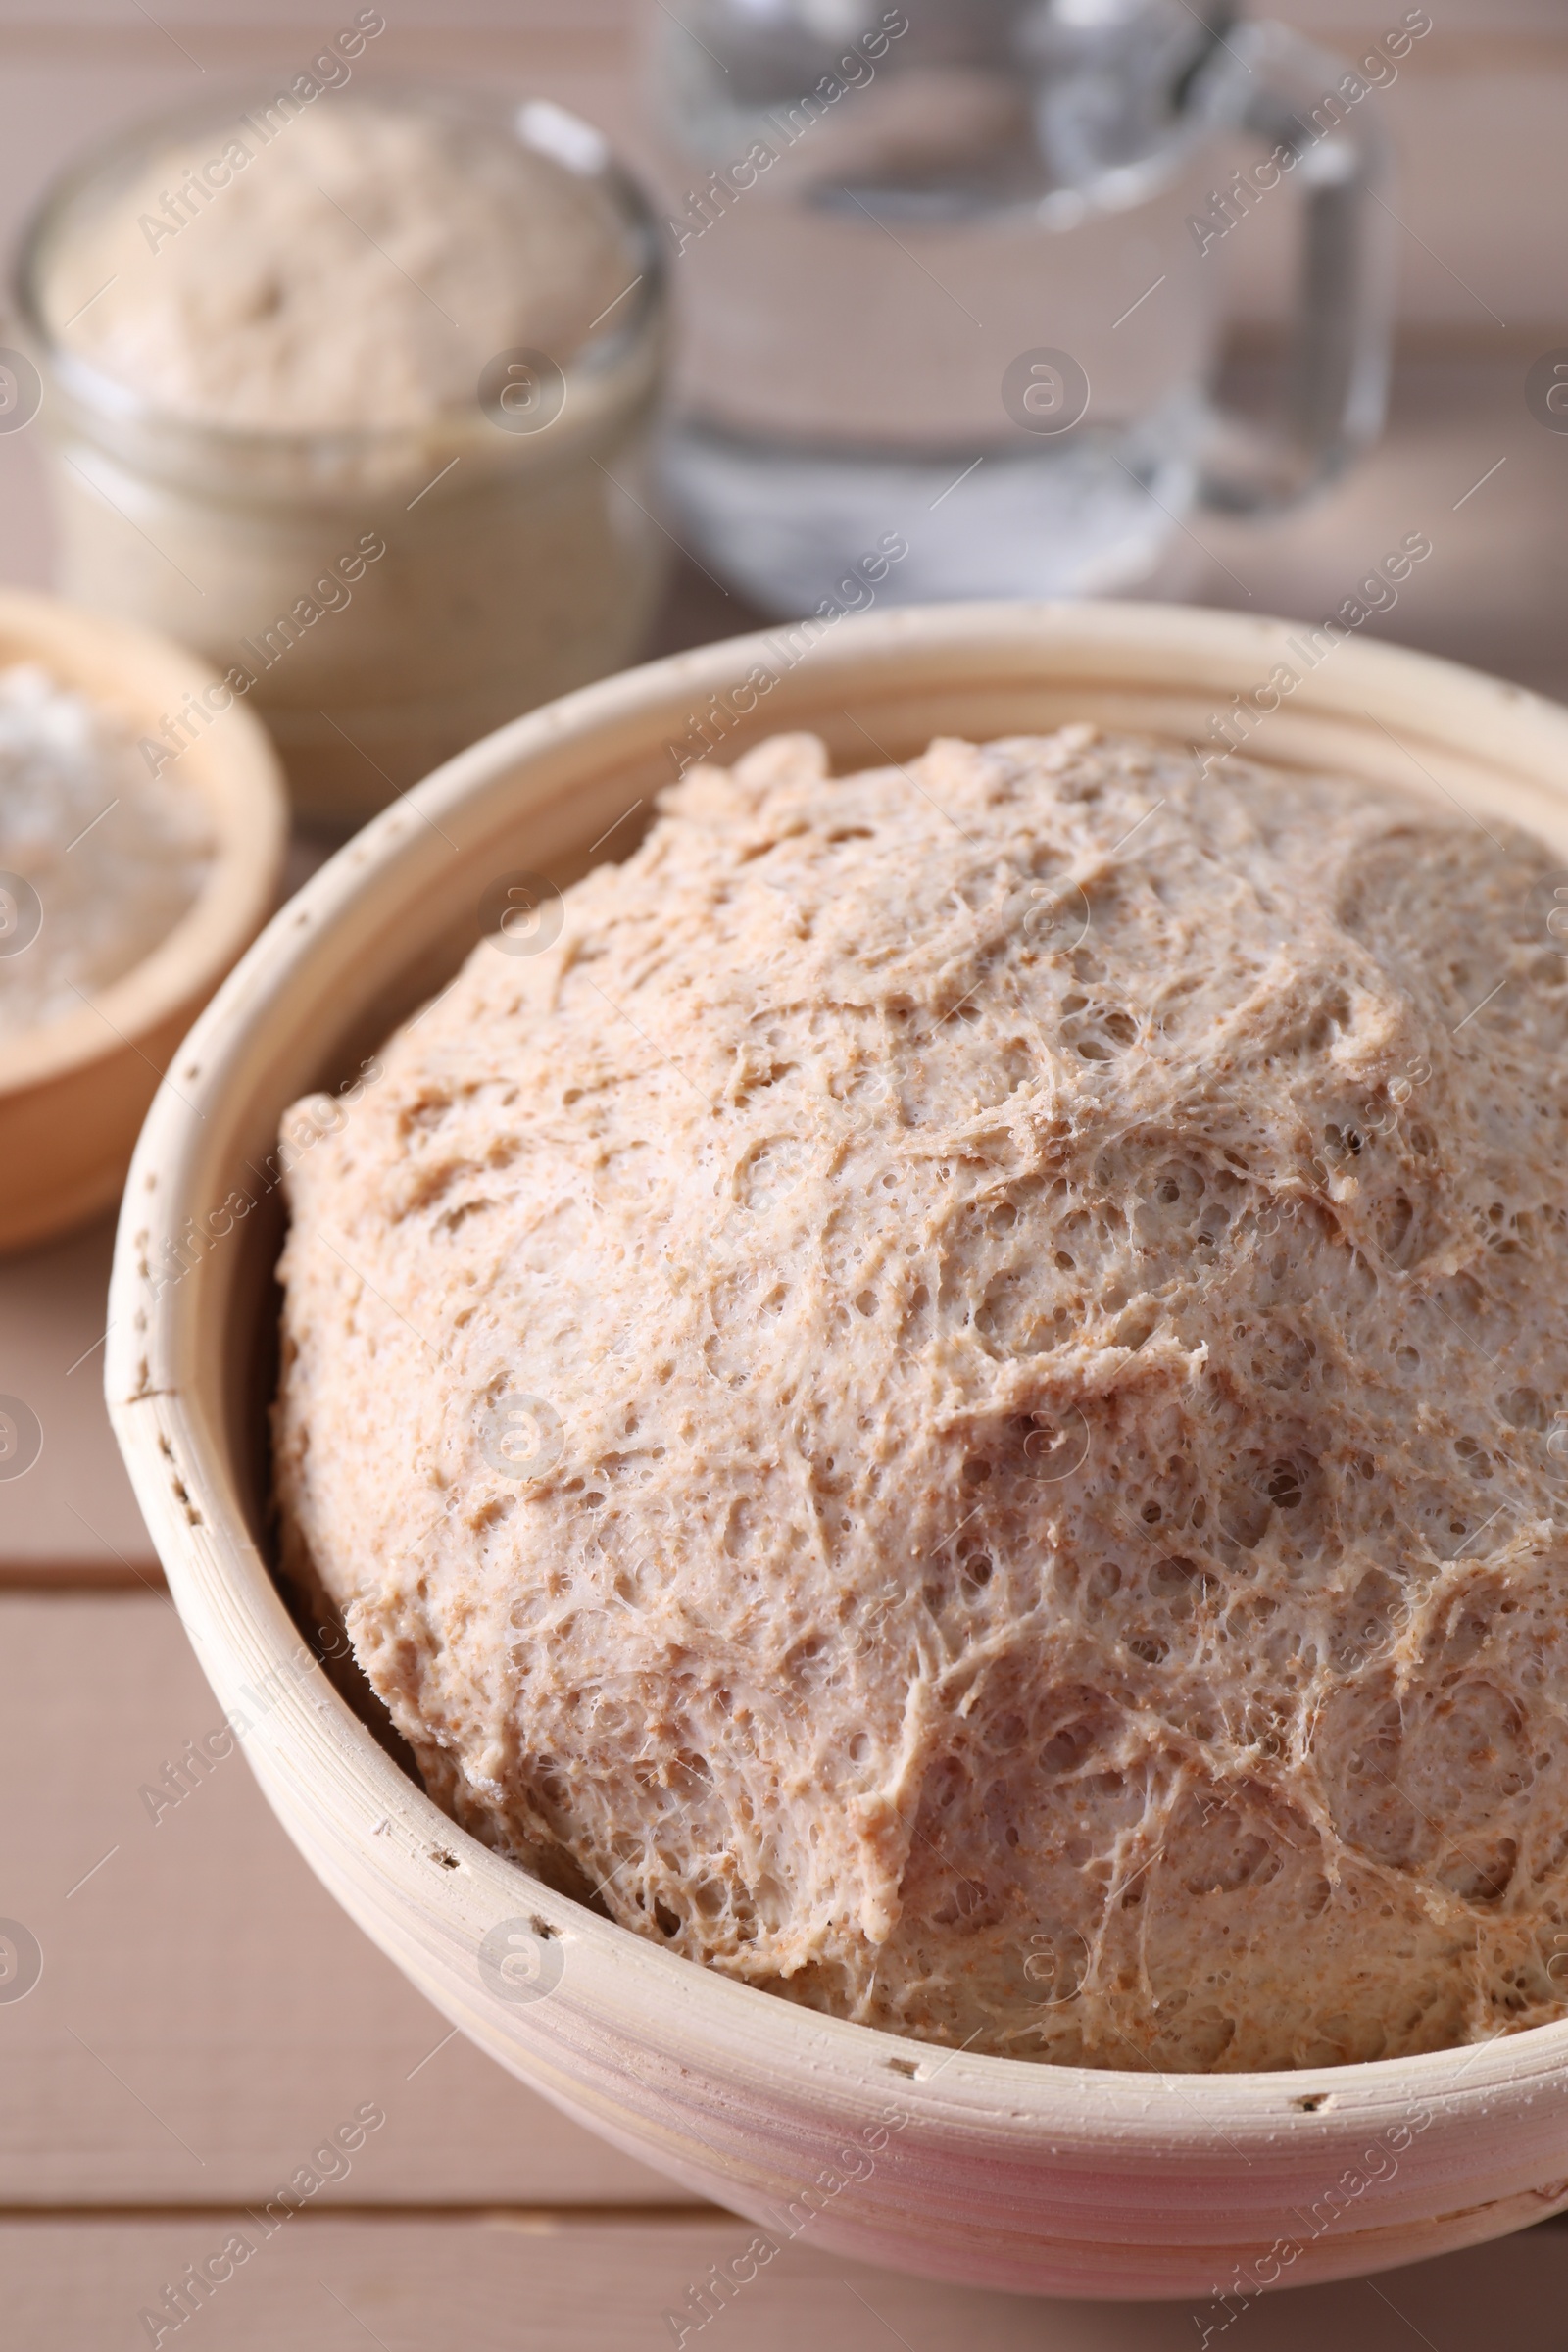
[644,0,1402,612]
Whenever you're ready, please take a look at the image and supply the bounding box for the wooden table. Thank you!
[5,2,1568,2341]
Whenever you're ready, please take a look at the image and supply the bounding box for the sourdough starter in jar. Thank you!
[21,88,667,824]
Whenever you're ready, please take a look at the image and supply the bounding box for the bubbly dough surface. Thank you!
[274,725,1568,2070]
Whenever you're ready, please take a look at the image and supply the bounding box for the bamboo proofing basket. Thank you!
[107,604,1568,2301]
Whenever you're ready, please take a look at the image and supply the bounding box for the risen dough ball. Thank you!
[274,725,1568,2070]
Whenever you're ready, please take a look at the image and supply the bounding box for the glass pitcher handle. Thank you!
[1193,21,1397,514]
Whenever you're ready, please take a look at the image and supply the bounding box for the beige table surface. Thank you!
[4,3,1568,2344]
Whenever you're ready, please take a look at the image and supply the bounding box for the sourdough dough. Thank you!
[274,725,1568,2070]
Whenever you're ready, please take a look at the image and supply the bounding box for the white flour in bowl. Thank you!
[0,663,212,1038]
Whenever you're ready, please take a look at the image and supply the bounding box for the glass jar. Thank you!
[16,84,668,828]
[644,0,1398,612]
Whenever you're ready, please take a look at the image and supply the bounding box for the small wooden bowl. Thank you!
[106,604,1568,2300]
[0,589,285,1251]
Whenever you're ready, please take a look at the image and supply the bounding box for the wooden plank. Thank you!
[0,1219,157,1579]
[1281,2,1566,36]
[2,2210,1567,2352]
[0,1593,680,2205]
[0,2,634,27]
